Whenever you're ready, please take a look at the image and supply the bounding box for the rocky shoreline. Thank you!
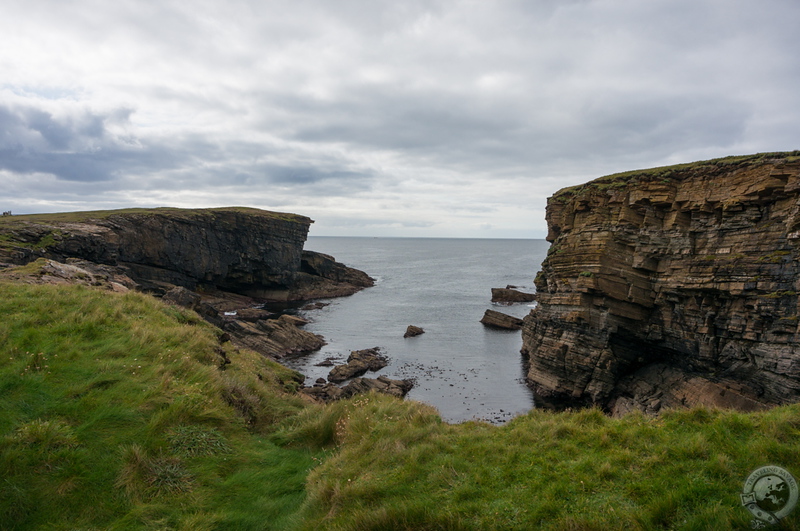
[0,207,412,403]
[7,155,800,422]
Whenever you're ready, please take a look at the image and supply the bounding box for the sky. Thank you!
[1,0,799,238]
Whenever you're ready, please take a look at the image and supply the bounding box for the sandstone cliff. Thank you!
[521,151,800,415]
[0,207,372,300]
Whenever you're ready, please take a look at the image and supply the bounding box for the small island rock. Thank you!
[491,287,536,303]
[480,309,524,330]
[404,325,425,338]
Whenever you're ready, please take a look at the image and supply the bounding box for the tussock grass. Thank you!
[0,282,315,530]
[276,395,800,530]
[3,280,800,529]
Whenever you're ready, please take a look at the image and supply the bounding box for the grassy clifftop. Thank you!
[552,150,800,201]
[2,279,800,529]
[0,206,311,226]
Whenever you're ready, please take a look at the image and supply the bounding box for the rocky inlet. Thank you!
[0,207,413,403]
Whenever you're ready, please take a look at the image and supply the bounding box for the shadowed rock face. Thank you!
[0,207,371,300]
[1,208,309,293]
[521,152,800,415]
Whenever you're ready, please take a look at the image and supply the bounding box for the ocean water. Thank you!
[284,237,550,424]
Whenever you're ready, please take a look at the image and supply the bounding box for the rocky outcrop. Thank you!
[296,250,374,298]
[0,207,310,295]
[302,376,414,403]
[328,347,389,383]
[521,151,800,415]
[0,207,372,301]
[3,257,136,292]
[480,309,524,330]
[404,325,425,338]
[221,315,326,359]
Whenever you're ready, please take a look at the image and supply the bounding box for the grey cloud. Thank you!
[0,104,176,182]
[2,0,799,237]
[259,164,370,187]
[0,103,371,190]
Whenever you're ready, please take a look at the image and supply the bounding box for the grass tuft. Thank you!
[168,425,232,457]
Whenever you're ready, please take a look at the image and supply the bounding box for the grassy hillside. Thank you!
[2,280,800,529]
[0,282,315,530]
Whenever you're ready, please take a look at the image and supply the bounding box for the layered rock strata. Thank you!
[0,207,368,366]
[0,207,413,404]
[481,309,524,330]
[521,152,800,415]
[0,207,373,300]
[491,287,536,303]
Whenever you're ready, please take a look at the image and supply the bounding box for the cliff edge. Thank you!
[521,151,800,415]
[0,206,372,300]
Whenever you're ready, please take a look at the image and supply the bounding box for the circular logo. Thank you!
[741,466,798,527]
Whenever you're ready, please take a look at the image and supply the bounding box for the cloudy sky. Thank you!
[2,0,798,238]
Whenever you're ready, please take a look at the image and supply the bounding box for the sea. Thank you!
[283,237,551,424]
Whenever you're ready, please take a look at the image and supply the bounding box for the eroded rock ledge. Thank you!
[521,151,800,416]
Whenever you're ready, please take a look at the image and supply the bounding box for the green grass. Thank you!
[0,206,309,227]
[2,280,800,529]
[0,282,315,530]
[277,395,800,530]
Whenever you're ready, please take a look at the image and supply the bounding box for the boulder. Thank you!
[404,325,425,338]
[340,376,414,399]
[480,309,524,330]
[491,287,536,303]
[328,347,388,383]
[162,286,202,310]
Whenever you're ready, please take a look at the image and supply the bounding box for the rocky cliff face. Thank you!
[0,207,371,300]
[521,152,800,415]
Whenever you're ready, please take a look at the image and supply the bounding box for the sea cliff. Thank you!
[522,151,800,415]
[0,206,371,300]
[0,207,373,361]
